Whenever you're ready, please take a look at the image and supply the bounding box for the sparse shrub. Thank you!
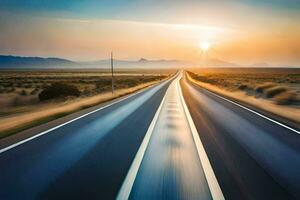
[274,92,298,105]
[24,84,32,88]
[255,83,276,93]
[265,86,287,98]
[289,80,298,84]
[20,90,27,96]
[30,88,39,95]
[121,79,138,88]
[42,83,49,89]
[16,82,23,87]
[95,79,112,92]
[2,82,13,87]
[95,79,111,88]
[8,87,15,92]
[39,82,80,101]
[238,84,248,90]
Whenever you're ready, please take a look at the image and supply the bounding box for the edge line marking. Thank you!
[0,79,169,154]
[178,78,225,200]
[186,73,300,135]
[116,84,168,200]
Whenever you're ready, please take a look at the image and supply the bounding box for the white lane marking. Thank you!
[116,87,168,200]
[189,78,300,135]
[178,80,225,200]
[0,81,168,154]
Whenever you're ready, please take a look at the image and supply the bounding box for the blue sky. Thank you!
[1,0,299,21]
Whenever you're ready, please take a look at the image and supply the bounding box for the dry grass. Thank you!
[0,69,174,138]
[0,70,171,115]
[188,68,300,106]
[187,69,300,123]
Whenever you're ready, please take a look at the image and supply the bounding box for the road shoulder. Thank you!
[0,82,162,150]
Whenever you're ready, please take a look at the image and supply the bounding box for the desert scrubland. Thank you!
[187,68,300,124]
[0,69,174,138]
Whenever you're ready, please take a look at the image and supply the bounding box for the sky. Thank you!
[0,0,300,66]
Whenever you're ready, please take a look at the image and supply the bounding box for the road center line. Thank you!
[116,84,168,200]
[178,80,225,200]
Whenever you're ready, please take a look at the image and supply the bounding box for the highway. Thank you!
[0,71,299,200]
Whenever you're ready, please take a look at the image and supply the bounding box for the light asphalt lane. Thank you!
[118,72,223,200]
[0,76,174,200]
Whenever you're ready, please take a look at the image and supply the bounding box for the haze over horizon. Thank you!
[0,0,300,67]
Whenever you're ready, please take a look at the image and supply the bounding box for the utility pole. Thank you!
[110,52,114,94]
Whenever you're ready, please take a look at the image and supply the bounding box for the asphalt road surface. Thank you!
[180,73,300,200]
[0,76,173,199]
[0,71,299,200]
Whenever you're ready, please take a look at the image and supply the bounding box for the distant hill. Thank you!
[0,55,78,69]
[198,58,238,67]
[251,63,270,68]
[3,54,295,69]
[79,58,188,68]
[250,62,297,68]
[0,55,188,69]
[0,55,240,69]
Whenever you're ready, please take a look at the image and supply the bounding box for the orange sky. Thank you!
[0,1,300,66]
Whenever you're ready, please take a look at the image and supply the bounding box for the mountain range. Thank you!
[0,55,188,69]
[0,55,78,68]
[0,55,295,69]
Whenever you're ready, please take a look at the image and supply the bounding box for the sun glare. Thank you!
[200,41,210,52]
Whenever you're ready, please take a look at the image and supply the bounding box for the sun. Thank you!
[200,41,211,52]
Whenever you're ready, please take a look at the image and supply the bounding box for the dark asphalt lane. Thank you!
[180,74,300,200]
[0,79,172,200]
